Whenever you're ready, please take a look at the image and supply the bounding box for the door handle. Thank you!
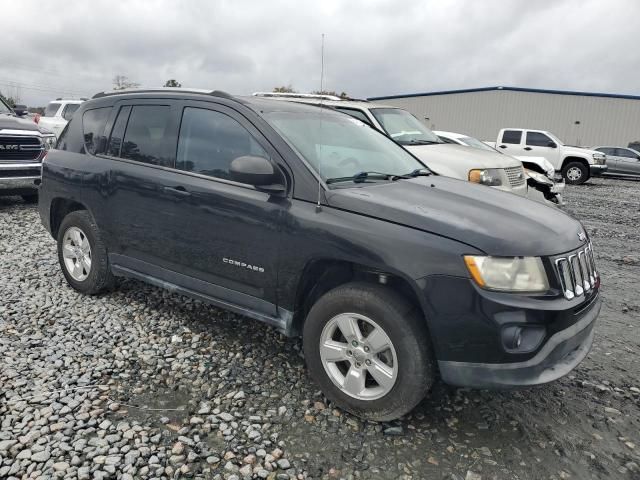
[163,186,191,198]
[524,147,532,151]
[499,145,507,149]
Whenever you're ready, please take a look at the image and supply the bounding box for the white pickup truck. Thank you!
[36,99,84,139]
[489,128,608,184]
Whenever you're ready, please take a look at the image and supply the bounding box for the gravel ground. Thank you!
[1,176,639,480]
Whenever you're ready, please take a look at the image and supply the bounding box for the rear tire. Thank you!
[562,161,589,185]
[57,210,115,294]
[303,282,434,421]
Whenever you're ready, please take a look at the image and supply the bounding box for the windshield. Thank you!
[459,136,496,152]
[265,110,426,184]
[0,97,12,115]
[370,108,441,145]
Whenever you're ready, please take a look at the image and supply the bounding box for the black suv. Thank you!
[39,89,601,420]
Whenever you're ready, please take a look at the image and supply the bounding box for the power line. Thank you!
[0,79,90,98]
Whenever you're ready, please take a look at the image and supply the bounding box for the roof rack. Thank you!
[252,92,343,101]
[91,88,234,100]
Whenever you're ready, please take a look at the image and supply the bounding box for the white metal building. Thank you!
[368,86,640,147]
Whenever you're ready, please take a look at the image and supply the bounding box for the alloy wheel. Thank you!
[62,226,92,281]
[319,313,398,400]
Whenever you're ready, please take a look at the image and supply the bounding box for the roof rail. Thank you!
[253,92,343,101]
[91,87,235,100]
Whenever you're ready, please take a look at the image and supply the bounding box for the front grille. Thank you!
[0,136,44,162]
[555,243,598,300]
[504,165,526,187]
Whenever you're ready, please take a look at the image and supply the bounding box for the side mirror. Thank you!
[229,156,284,192]
[13,105,28,116]
[547,141,557,148]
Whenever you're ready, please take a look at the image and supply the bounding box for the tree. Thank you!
[273,85,296,93]
[312,90,349,99]
[113,75,140,90]
[164,79,182,88]
[0,91,16,108]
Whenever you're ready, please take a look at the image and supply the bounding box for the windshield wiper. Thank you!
[390,168,431,180]
[326,171,395,184]
[405,139,440,145]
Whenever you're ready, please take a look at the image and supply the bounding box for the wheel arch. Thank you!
[289,258,430,338]
[561,156,590,170]
[50,197,90,238]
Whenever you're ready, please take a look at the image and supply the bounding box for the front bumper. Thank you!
[590,164,608,176]
[438,294,600,388]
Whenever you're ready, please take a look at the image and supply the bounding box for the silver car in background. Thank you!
[592,146,640,177]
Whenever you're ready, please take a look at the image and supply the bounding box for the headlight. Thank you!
[526,170,553,185]
[469,168,503,186]
[464,256,549,292]
[42,135,57,150]
[592,153,606,165]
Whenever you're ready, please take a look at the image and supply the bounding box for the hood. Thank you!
[326,176,586,257]
[0,113,51,135]
[405,143,522,179]
[562,145,600,157]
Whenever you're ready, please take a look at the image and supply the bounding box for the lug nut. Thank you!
[355,362,362,368]
[346,350,352,356]
[363,346,370,352]
[351,340,358,347]
[365,359,372,366]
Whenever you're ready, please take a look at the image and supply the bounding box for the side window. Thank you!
[501,130,522,144]
[106,106,132,157]
[44,103,61,117]
[616,148,638,159]
[176,107,269,182]
[82,107,112,155]
[121,105,174,167]
[62,104,80,121]
[335,108,373,126]
[526,131,553,147]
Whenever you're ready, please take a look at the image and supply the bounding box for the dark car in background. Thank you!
[38,88,601,420]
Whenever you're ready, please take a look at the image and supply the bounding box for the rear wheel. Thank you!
[57,210,115,294]
[562,161,589,185]
[303,282,434,421]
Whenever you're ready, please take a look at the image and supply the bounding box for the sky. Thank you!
[2,0,639,107]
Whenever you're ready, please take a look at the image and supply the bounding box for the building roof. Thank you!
[367,86,640,102]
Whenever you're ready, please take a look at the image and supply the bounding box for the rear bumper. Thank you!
[438,295,600,388]
[590,164,608,176]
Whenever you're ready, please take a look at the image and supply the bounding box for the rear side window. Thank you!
[82,107,112,155]
[501,130,522,144]
[62,104,80,121]
[176,107,269,181]
[526,131,553,147]
[44,103,61,117]
[106,106,132,157]
[121,105,174,167]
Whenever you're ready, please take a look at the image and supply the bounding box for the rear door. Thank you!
[496,129,525,155]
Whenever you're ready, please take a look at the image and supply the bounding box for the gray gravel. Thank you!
[1,176,639,480]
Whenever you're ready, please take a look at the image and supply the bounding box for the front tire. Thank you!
[57,210,114,294]
[303,282,434,421]
[562,161,589,185]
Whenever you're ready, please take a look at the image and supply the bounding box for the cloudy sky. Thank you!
[2,0,639,106]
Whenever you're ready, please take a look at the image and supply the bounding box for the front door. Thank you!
[103,99,286,316]
[521,131,562,167]
[614,148,640,175]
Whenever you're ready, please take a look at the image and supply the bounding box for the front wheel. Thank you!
[562,162,589,185]
[303,282,434,421]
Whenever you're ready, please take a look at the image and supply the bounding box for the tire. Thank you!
[57,210,115,294]
[303,282,434,421]
[562,161,589,185]
[21,194,38,203]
